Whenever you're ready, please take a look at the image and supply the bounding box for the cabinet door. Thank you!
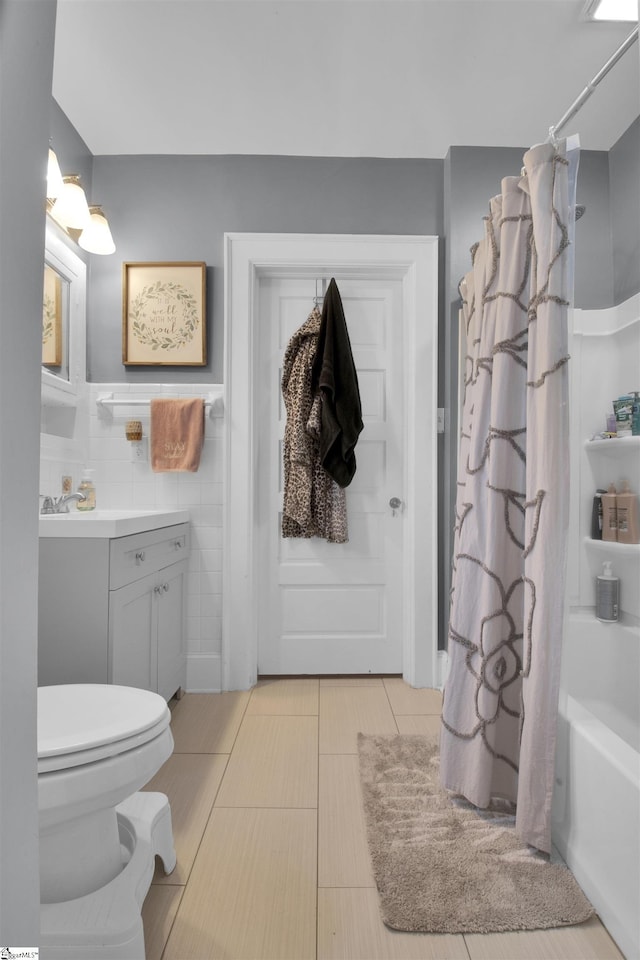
[38,538,110,686]
[108,572,157,691]
[156,559,188,700]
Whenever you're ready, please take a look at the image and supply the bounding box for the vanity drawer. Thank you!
[109,523,189,589]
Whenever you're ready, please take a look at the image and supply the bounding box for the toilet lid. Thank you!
[38,684,171,771]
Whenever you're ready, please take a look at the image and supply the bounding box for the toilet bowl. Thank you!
[38,683,173,904]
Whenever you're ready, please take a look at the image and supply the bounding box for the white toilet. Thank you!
[38,683,174,904]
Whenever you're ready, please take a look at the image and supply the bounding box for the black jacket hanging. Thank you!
[311,278,363,488]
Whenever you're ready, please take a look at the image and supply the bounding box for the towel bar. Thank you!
[96,391,224,419]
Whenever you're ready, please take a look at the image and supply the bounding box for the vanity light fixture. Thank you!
[46,148,65,200]
[46,145,117,254]
[582,0,638,20]
[49,175,91,230]
[78,205,116,255]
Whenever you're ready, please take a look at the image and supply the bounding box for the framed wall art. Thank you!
[122,261,207,365]
[42,263,63,367]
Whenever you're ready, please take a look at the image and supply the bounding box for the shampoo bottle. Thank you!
[590,489,606,540]
[601,483,618,542]
[616,480,639,544]
[596,561,619,623]
[77,469,96,511]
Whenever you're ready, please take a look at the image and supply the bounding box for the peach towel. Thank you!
[150,398,204,472]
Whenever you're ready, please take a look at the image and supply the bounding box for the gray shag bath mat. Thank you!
[357,734,594,935]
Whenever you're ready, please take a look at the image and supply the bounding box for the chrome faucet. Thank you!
[40,493,87,515]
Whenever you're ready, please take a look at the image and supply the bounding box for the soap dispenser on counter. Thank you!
[76,469,96,511]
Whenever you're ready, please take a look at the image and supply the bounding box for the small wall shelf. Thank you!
[583,536,640,558]
[584,436,640,455]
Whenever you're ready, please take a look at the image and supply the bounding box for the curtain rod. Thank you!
[548,25,638,142]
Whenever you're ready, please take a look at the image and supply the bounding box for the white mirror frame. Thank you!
[41,219,86,406]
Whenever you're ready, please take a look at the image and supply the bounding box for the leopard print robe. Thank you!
[281,308,348,543]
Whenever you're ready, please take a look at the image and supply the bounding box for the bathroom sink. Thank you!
[39,508,190,538]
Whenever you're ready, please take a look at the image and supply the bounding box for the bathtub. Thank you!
[552,614,640,960]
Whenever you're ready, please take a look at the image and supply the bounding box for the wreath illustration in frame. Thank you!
[123,261,207,365]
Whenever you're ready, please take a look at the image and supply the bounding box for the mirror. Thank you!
[42,261,68,378]
[41,219,86,405]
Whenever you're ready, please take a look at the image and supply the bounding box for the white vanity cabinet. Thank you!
[38,522,189,700]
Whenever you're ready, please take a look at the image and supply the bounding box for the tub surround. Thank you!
[554,294,640,960]
[553,617,639,960]
[569,294,640,623]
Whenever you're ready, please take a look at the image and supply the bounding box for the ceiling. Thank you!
[53,0,639,158]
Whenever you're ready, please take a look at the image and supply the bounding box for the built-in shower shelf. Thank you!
[584,436,640,455]
[583,537,640,557]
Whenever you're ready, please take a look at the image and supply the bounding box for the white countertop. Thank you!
[39,508,190,539]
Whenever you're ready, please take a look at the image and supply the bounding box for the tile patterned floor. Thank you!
[141,678,624,960]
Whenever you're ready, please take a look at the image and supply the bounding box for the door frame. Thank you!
[223,233,438,691]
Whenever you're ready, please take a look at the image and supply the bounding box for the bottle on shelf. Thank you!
[76,468,96,512]
[631,392,640,436]
[590,489,606,540]
[616,481,639,544]
[595,561,619,623]
[601,484,618,542]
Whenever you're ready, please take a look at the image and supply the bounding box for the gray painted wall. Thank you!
[1,0,57,943]
[49,99,638,653]
[573,150,617,309]
[87,154,443,382]
[445,145,615,313]
[50,97,93,209]
[49,96,634,391]
[609,116,640,305]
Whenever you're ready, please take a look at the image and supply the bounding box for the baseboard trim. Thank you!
[437,649,449,690]
[185,653,221,693]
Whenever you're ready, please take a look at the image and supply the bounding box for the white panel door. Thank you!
[257,276,404,675]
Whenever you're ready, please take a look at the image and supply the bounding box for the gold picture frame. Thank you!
[42,264,63,367]
[122,261,207,366]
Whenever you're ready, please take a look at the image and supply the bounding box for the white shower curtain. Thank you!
[440,139,579,853]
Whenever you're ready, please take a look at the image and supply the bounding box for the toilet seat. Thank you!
[37,682,175,908]
[38,684,171,773]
